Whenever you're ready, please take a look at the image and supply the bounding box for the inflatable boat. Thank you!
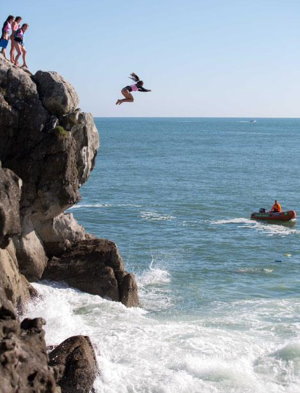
[251,210,296,222]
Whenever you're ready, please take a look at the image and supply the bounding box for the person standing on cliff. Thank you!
[14,23,29,68]
[10,16,22,63]
[0,15,14,59]
[116,73,151,105]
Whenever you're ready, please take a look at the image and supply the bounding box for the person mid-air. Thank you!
[116,73,151,105]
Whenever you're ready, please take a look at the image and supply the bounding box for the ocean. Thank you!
[26,118,300,393]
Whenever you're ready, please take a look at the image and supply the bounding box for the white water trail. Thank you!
[211,217,299,237]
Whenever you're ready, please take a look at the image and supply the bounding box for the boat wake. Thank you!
[211,217,299,237]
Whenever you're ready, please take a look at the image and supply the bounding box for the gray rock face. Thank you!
[13,216,48,281]
[0,240,36,311]
[0,296,59,393]
[33,71,79,116]
[0,57,140,393]
[0,168,22,248]
[0,60,99,223]
[0,60,100,278]
[43,239,139,307]
[34,213,92,256]
[49,336,98,393]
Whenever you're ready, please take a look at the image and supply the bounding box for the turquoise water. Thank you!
[74,118,300,311]
[28,118,300,392]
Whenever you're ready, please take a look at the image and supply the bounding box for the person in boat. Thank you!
[10,16,22,63]
[1,15,14,59]
[116,73,151,105]
[270,200,282,213]
[14,23,29,68]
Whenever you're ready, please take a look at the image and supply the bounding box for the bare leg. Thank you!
[21,47,27,68]
[116,88,134,105]
[1,48,7,59]
[10,39,16,63]
[14,43,22,66]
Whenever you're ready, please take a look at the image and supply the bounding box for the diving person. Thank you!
[116,73,151,105]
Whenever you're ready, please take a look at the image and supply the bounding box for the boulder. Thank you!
[34,213,92,256]
[43,239,139,307]
[13,216,48,281]
[0,62,99,222]
[0,308,59,393]
[49,336,98,393]
[33,71,79,116]
[119,273,139,308]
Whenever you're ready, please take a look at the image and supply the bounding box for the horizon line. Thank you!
[92,116,300,119]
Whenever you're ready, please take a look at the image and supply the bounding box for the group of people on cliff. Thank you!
[0,15,28,68]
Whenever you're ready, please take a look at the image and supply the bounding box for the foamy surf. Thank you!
[136,259,173,312]
[24,283,300,393]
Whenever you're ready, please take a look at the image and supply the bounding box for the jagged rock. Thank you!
[0,240,36,311]
[0,60,138,310]
[43,239,139,307]
[33,71,79,116]
[34,213,93,256]
[0,307,59,393]
[119,272,139,308]
[49,336,98,393]
[0,61,99,223]
[0,168,22,248]
[13,216,48,281]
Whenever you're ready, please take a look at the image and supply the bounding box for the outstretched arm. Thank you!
[138,87,151,92]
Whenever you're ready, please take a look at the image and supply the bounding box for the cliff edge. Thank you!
[0,58,139,392]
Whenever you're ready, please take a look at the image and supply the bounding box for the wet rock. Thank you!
[49,335,98,393]
[0,311,58,393]
[43,239,139,307]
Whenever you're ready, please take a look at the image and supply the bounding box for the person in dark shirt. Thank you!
[14,23,29,68]
[116,73,151,105]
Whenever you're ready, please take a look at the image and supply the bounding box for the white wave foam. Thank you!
[70,203,141,210]
[140,211,175,222]
[23,284,300,393]
[237,267,274,274]
[211,217,251,225]
[136,259,173,312]
[138,263,171,287]
[211,217,299,237]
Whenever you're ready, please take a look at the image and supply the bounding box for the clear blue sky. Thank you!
[4,0,300,117]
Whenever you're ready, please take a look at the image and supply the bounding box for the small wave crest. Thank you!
[70,203,141,210]
[140,211,175,222]
[254,342,300,386]
[137,259,173,312]
[236,267,274,274]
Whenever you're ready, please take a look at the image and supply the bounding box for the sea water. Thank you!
[25,118,300,393]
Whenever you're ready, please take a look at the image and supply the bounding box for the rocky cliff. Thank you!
[0,58,139,392]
